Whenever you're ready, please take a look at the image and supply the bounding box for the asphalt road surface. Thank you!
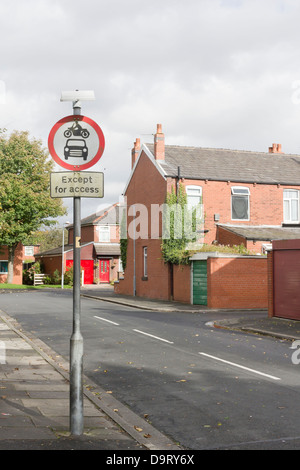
[1,289,300,450]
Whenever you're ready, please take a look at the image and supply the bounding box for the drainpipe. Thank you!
[176,166,181,199]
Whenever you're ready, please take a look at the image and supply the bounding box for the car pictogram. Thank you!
[64,139,88,161]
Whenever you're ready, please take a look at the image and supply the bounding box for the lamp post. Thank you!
[61,221,70,289]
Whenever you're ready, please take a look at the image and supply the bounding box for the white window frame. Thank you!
[231,186,250,221]
[283,189,299,223]
[186,185,202,210]
[143,247,148,278]
[98,226,110,242]
[24,246,34,257]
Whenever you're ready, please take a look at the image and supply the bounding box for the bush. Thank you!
[51,269,61,285]
[23,261,42,285]
[43,275,52,285]
[64,265,73,286]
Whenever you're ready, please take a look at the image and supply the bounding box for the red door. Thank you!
[66,260,94,285]
[99,259,110,283]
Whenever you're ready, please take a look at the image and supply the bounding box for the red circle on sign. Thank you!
[48,115,105,170]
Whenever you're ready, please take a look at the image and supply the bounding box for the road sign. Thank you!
[50,171,104,198]
[48,115,105,170]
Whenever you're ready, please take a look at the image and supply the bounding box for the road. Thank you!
[0,289,300,450]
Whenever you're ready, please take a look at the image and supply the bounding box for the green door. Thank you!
[193,260,207,305]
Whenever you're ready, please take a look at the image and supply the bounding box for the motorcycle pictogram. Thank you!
[64,122,90,139]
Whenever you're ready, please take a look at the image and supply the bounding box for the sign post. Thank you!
[48,91,105,436]
[70,97,83,436]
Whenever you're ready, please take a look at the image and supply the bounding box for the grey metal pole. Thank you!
[70,100,84,435]
[61,227,65,289]
[133,204,136,296]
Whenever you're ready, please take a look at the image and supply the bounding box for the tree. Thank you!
[0,130,66,283]
[24,226,68,252]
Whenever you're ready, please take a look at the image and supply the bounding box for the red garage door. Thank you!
[273,241,300,320]
[66,260,94,285]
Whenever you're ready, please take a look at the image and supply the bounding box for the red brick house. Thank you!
[115,124,300,306]
[0,243,40,285]
[35,203,121,284]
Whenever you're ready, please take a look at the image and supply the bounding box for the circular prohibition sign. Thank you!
[48,115,105,171]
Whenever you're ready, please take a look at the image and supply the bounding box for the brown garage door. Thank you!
[273,248,300,320]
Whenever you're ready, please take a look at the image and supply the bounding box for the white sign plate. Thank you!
[50,171,104,198]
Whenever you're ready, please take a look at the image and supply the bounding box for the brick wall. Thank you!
[173,264,191,303]
[68,225,94,244]
[217,226,246,247]
[39,254,64,277]
[207,256,268,309]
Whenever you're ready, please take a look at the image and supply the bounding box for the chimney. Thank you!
[131,138,140,168]
[268,143,283,153]
[154,123,165,160]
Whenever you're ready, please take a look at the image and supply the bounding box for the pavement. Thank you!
[0,284,300,451]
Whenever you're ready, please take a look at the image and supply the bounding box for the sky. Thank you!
[1,0,300,225]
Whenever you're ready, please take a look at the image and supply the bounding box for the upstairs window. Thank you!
[231,187,250,221]
[283,189,299,223]
[24,246,34,257]
[186,186,202,210]
[98,226,110,242]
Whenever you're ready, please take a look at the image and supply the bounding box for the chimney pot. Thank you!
[268,143,283,153]
[131,138,141,169]
[154,123,165,161]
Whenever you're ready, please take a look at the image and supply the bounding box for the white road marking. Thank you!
[199,352,281,381]
[94,316,120,326]
[93,315,280,380]
[133,329,174,344]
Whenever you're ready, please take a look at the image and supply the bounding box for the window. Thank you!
[24,246,34,257]
[143,247,148,278]
[231,187,250,220]
[0,261,8,273]
[186,186,202,210]
[98,226,110,242]
[283,189,299,223]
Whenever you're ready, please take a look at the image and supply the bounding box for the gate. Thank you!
[192,260,207,305]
